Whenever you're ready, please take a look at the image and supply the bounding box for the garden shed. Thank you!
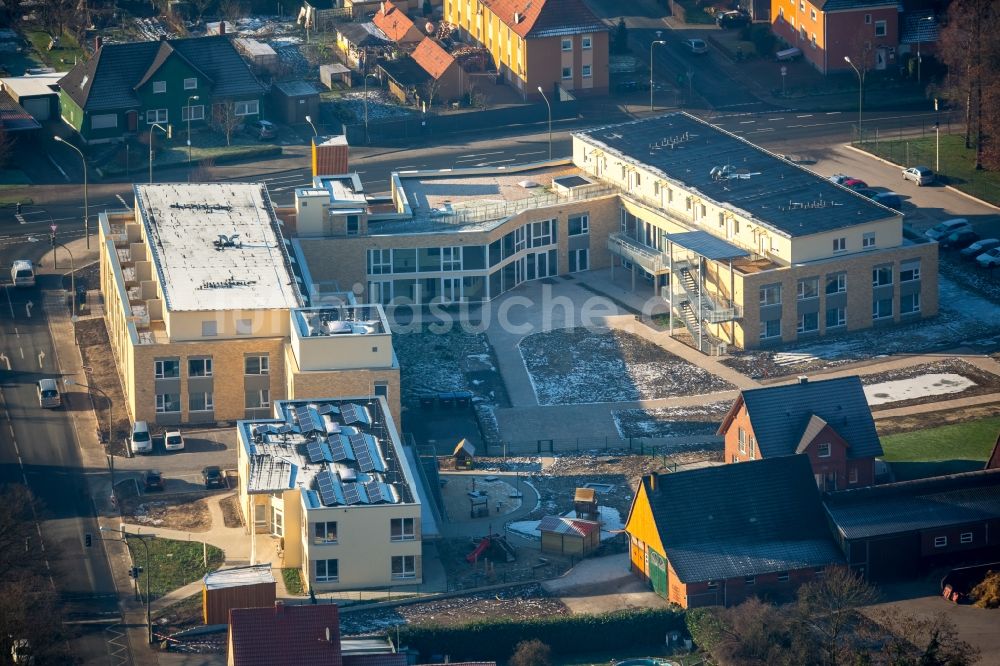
[320,63,352,88]
[539,515,600,556]
[234,38,279,72]
[203,564,276,625]
[270,81,321,125]
[574,487,598,520]
[453,438,475,469]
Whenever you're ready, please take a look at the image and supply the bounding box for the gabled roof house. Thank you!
[59,35,265,144]
[372,1,424,44]
[719,375,883,491]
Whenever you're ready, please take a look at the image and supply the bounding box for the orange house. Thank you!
[769,0,899,74]
[624,455,842,608]
[719,375,882,491]
[411,37,465,102]
[373,1,425,45]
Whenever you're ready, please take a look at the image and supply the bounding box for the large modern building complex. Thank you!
[291,113,937,353]
[98,183,400,427]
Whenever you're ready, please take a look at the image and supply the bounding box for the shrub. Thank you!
[971,570,1000,609]
[509,639,552,666]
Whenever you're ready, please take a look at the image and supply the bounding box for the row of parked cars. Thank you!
[925,219,1000,267]
[829,174,903,210]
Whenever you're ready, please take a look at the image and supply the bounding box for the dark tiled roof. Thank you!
[732,376,882,460]
[825,469,1000,539]
[134,40,212,91]
[0,90,41,131]
[337,22,390,47]
[480,0,608,39]
[644,455,843,582]
[229,604,343,666]
[379,57,431,88]
[814,0,897,10]
[60,35,264,112]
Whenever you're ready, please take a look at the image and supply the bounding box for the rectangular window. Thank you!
[960,532,973,544]
[529,220,553,247]
[900,292,921,314]
[817,442,831,458]
[864,13,871,23]
[201,320,218,337]
[849,467,858,484]
[810,8,816,19]
[236,319,253,335]
[442,246,462,271]
[873,297,893,320]
[797,312,819,333]
[393,248,417,273]
[91,113,117,130]
[391,555,416,579]
[749,437,756,459]
[155,393,180,413]
[368,249,392,275]
[738,428,747,453]
[561,38,572,51]
[153,80,166,93]
[234,100,259,116]
[316,558,339,582]
[875,20,886,37]
[777,572,790,582]
[146,109,168,124]
[934,536,947,548]
[760,319,781,340]
[568,214,589,236]
[582,64,592,78]
[797,277,819,300]
[825,272,846,294]
[189,391,214,411]
[314,521,338,544]
[900,260,921,282]
[184,77,197,90]
[833,237,846,252]
[346,215,360,236]
[759,283,782,306]
[245,389,270,409]
[154,359,180,379]
[181,105,205,121]
[391,518,416,541]
[188,358,213,377]
[561,66,572,80]
[245,355,270,375]
[872,265,893,287]
[863,232,876,248]
[826,307,846,328]
[811,34,817,49]
[582,36,592,49]
[374,381,389,398]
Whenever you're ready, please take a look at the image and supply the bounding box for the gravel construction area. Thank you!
[860,358,1000,410]
[613,401,733,439]
[519,328,735,405]
[75,318,132,456]
[339,584,567,635]
[876,402,1000,436]
[121,495,211,532]
[219,494,243,529]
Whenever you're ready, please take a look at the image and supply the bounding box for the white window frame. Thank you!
[900,261,921,282]
[582,64,592,78]
[826,272,846,294]
[561,66,572,80]
[760,284,782,306]
[826,307,846,328]
[442,246,462,271]
[155,393,180,413]
[863,232,876,248]
[245,355,270,375]
[817,442,831,458]
[760,319,781,340]
[368,248,392,275]
[900,292,921,314]
[391,517,416,541]
[181,105,205,121]
[91,113,118,130]
[146,108,168,124]
[569,214,589,236]
[188,358,213,377]
[561,38,572,51]
[934,536,947,548]
[153,80,166,94]
[874,20,886,37]
[833,237,846,252]
[864,13,871,23]
[582,36,592,49]
[873,297,893,320]
[797,312,819,334]
[189,391,215,412]
[154,359,179,379]
[314,521,339,544]
[960,532,973,544]
[391,555,416,579]
[184,77,197,90]
[315,558,339,582]
[738,428,746,454]
[234,100,260,117]
[245,389,270,409]
[872,265,893,287]
[797,277,819,300]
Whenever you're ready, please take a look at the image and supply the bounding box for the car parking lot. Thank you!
[115,427,237,495]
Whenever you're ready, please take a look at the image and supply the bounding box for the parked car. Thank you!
[244,119,277,140]
[11,259,35,287]
[871,192,903,210]
[130,420,152,455]
[716,10,749,28]
[842,178,869,190]
[164,430,185,452]
[36,378,62,408]
[202,466,226,489]
[615,79,650,93]
[977,247,1000,268]
[142,469,164,492]
[854,188,879,199]
[828,174,852,185]
[939,229,980,250]
[925,218,972,241]
[683,39,708,54]
[960,238,1000,260]
[902,165,934,186]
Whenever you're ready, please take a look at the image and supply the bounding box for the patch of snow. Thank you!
[507,506,623,542]
[863,373,975,405]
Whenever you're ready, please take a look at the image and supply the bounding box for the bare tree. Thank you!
[866,610,980,665]
[218,0,246,23]
[508,639,552,666]
[793,567,879,666]
[188,0,211,21]
[37,0,78,41]
[213,103,242,146]
[421,78,443,108]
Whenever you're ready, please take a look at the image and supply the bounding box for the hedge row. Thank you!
[398,607,685,661]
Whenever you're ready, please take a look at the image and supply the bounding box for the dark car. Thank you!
[854,188,879,199]
[939,229,980,250]
[960,238,1000,260]
[202,466,226,489]
[871,192,903,211]
[615,80,650,93]
[244,119,277,140]
[716,10,750,28]
[142,470,164,492]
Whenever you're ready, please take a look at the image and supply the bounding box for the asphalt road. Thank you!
[0,279,130,664]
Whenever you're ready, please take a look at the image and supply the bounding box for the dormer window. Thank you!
[153,81,166,93]
[80,75,88,88]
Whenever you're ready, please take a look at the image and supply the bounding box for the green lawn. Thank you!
[24,30,86,72]
[281,568,304,595]
[127,537,224,600]
[880,416,999,481]
[856,134,1000,206]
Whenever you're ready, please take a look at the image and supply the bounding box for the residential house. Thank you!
[228,603,343,666]
[824,469,1000,582]
[236,397,435,592]
[59,35,266,144]
[769,0,900,74]
[0,72,61,121]
[718,375,883,490]
[336,22,391,70]
[96,183,401,427]
[373,1,425,45]
[624,455,844,608]
[411,38,464,102]
[443,0,609,99]
[379,57,432,104]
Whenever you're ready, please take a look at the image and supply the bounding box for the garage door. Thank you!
[22,97,50,121]
[649,550,667,599]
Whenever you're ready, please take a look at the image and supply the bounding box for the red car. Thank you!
[842,178,869,190]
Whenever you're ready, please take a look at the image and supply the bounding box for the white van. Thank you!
[36,379,62,408]
[130,421,153,455]
[11,260,35,287]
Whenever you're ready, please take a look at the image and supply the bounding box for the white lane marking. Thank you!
[769,117,784,121]
[19,347,24,359]
[826,111,841,115]
[515,151,547,157]
[796,114,813,118]
[752,127,775,132]
[739,120,756,124]
[788,124,803,128]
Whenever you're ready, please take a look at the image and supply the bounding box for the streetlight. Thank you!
[916,16,934,84]
[934,97,940,173]
[186,95,200,166]
[64,377,115,499]
[52,136,89,250]
[537,85,552,160]
[650,36,667,112]
[844,56,863,144]
[304,114,318,137]
[101,527,153,644]
[48,234,76,312]
[149,123,171,185]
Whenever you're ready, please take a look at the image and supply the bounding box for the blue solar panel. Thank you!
[327,434,349,462]
[316,470,338,506]
[307,440,334,464]
[317,403,339,415]
[365,480,382,503]
[351,434,375,472]
[342,404,369,425]
[295,405,321,433]
[343,482,361,505]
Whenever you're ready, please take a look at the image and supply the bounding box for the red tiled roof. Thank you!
[373,1,416,42]
[538,515,600,537]
[412,38,455,80]
[343,654,407,666]
[228,604,343,666]
[480,0,608,39]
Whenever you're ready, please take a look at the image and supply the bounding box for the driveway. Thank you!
[115,426,237,494]
[543,553,665,614]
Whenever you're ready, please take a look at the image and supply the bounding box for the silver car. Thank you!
[902,166,934,186]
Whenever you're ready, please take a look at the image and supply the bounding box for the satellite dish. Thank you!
[425,21,435,34]
[518,179,540,188]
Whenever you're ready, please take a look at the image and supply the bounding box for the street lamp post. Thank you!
[934,97,940,173]
[650,38,667,112]
[101,527,153,644]
[537,86,552,160]
[149,122,171,185]
[844,56,864,144]
[49,237,76,313]
[52,136,89,250]
[64,378,115,500]
[916,16,934,85]
[304,114,318,137]
[186,95,200,166]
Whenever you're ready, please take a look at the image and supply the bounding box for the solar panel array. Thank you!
[327,434,349,462]
[351,434,375,472]
[295,405,322,433]
[341,403,361,424]
[316,469,338,506]
[365,480,382,503]
[317,404,339,416]
[343,482,361,505]
[306,440,333,464]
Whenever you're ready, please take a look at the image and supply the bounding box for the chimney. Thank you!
[380,1,386,13]
[648,472,658,493]
[94,35,103,52]
[513,11,522,22]
[219,20,226,35]
[798,376,809,384]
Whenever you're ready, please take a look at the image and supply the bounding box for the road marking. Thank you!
[788,124,803,128]
[514,151,546,157]
[14,327,18,338]
[116,194,129,208]
[395,165,417,170]
[826,112,841,115]
[769,117,784,121]
[739,120,756,124]
[752,127,775,132]
[38,350,45,368]
[19,347,24,359]
[796,114,813,118]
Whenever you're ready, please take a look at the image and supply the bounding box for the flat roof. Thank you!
[666,230,749,260]
[314,174,366,205]
[314,133,348,146]
[1,72,61,98]
[240,398,417,510]
[134,183,301,312]
[204,564,275,590]
[233,37,277,56]
[274,80,319,96]
[293,305,387,337]
[574,113,897,238]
